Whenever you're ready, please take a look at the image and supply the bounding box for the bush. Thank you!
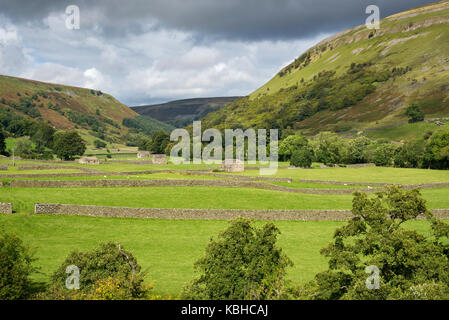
[0,129,6,155]
[44,242,152,300]
[301,186,449,300]
[290,148,313,168]
[405,103,425,123]
[0,231,38,300]
[423,128,449,169]
[53,131,86,160]
[94,139,107,149]
[182,218,293,300]
[279,134,309,161]
[373,143,396,166]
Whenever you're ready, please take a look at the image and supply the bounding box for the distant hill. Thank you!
[132,96,241,127]
[201,1,449,140]
[0,75,171,145]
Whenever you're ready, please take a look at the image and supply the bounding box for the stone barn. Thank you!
[152,154,167,164]
[221,159,244,172]
[78,156,100,165]
[137,151,151,159]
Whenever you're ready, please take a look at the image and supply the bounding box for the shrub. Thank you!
[301,186,449,300]
[182,218,293,300]
[44,242,152,300]
[0,231,38,300]
[423,128,449,169]
[290,148,313,168]
[0,129,6,155]
[373,143,397,166]
[94,139,107,149]
[279,134,309,161]
[405,103,425,123]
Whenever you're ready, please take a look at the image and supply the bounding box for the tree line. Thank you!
[280,128,449,170]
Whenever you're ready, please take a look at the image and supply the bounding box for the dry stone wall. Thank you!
[33,203,449,221]
[9,179,377,194]
[34,203,354,221]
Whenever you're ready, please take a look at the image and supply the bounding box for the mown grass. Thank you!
[1,186,449,214]
[0,214,441,297]
[234,166,449,184]
[0,186,355,213]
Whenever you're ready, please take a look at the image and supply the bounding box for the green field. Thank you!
[233,166,449,184]
[1,158,448,298]
[0,214,439,297]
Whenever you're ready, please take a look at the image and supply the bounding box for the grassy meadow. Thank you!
[1,158,449,297]
[0,214,440,297]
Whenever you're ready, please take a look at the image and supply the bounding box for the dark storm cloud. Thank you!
[0,0,437,40]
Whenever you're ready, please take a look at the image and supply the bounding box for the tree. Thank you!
[0,129,6,155]
[137,137,151,151]
[373,142,397,167]
[279,134,309,161]
[45,242,152,300]
[314,132,349,165]
[290,148,313,168]
[53,131,86,160]
[94,139,107,149]
[423,128,449,169]
[14,137,33,157]
[31,123,55,151]
[348,136,372,164]
[182,218,293,300]
[405,103,425,123]
[0,231,38,300]
[301,186,449,300]
[394,139,425,168]
[150,131,170,154]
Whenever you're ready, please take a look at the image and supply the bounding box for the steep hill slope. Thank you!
[0,75,171,145]
[133,96,241,127]
[201,1,449,139]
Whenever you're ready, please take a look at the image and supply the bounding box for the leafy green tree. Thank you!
[423,128,449,169]
[314,132,349,165]
[182,218,293,300]
[150,130,170,154]
[0,231,38,300]
[45,242,152,300]
[290,148,313,168]
[301,186,449,300]
[14,137,33,157]
[137,137,152,151]
[348,136,372,164]
[279,134,309,161]
[373,142,397,167]
[94,139,107,149]
[405,103,425,123]
[0,128,6,155]
[394,139,425,168]
[53,131,86,160]
[31,123,55,152]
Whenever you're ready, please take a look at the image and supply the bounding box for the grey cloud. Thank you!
[0,0,437,40]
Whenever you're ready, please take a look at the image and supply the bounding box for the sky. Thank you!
[0,0,437,106]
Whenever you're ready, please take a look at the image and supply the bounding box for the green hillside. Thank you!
[201,1,449,140]
[0,75,172,145]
